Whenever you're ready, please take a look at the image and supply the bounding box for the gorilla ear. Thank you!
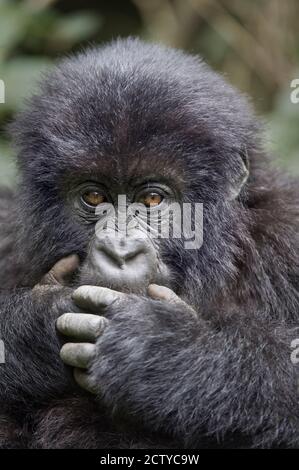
[226,150,249,200]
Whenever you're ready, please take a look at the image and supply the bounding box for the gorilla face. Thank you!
[12,38,252,294]
[70,181,174,293]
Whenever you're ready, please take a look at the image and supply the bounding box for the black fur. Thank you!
[0,38,298,448]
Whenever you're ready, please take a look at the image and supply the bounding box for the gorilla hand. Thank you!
[56,285,198,401]
[0,255,82,407]
[38,254,80,287]
[31,254,82,329]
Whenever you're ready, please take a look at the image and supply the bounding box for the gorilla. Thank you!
[0,38,298,449]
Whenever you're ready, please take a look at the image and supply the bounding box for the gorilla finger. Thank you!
[39,254,80,286]
[148,284,183,303]
[56,313,109,341]
[74,368,97,394]
[60,343,96,369]
[72,286,125,313]
[148,284,197,316]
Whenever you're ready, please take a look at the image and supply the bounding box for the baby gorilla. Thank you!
[0,38,298,449]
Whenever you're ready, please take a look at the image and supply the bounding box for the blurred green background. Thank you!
[0,0,299,185]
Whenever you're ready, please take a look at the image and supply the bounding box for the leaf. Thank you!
[0,1,32,53]
[0,57,52,112]
[0,140,16,186]
[50,12,102,46]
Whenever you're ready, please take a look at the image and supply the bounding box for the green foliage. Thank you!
[0,57,51,113]
[0,0,102,184]
[0,0,298,186]
[267,81,299,174]
[0,141,15,185]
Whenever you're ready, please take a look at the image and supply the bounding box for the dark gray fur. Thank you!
[0,38,298,448]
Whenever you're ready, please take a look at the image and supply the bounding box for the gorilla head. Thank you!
[12,38,253,299]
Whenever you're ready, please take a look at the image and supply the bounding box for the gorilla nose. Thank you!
[96,236,145,268]
[89,234,158,291]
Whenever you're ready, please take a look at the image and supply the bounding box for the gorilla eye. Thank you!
[138,192,163,207]
[81,191,106,208]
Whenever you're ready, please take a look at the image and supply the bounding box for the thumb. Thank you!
[148,284,197,317]
[148,284,182,304]
[39,254,80,287]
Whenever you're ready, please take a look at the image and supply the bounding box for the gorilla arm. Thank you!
[0,256,80,409]
[57,285,299,448]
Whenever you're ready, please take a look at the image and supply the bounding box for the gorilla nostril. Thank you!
[124,248,144,263]
[96,238,146,268]
[100,246,125,267]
